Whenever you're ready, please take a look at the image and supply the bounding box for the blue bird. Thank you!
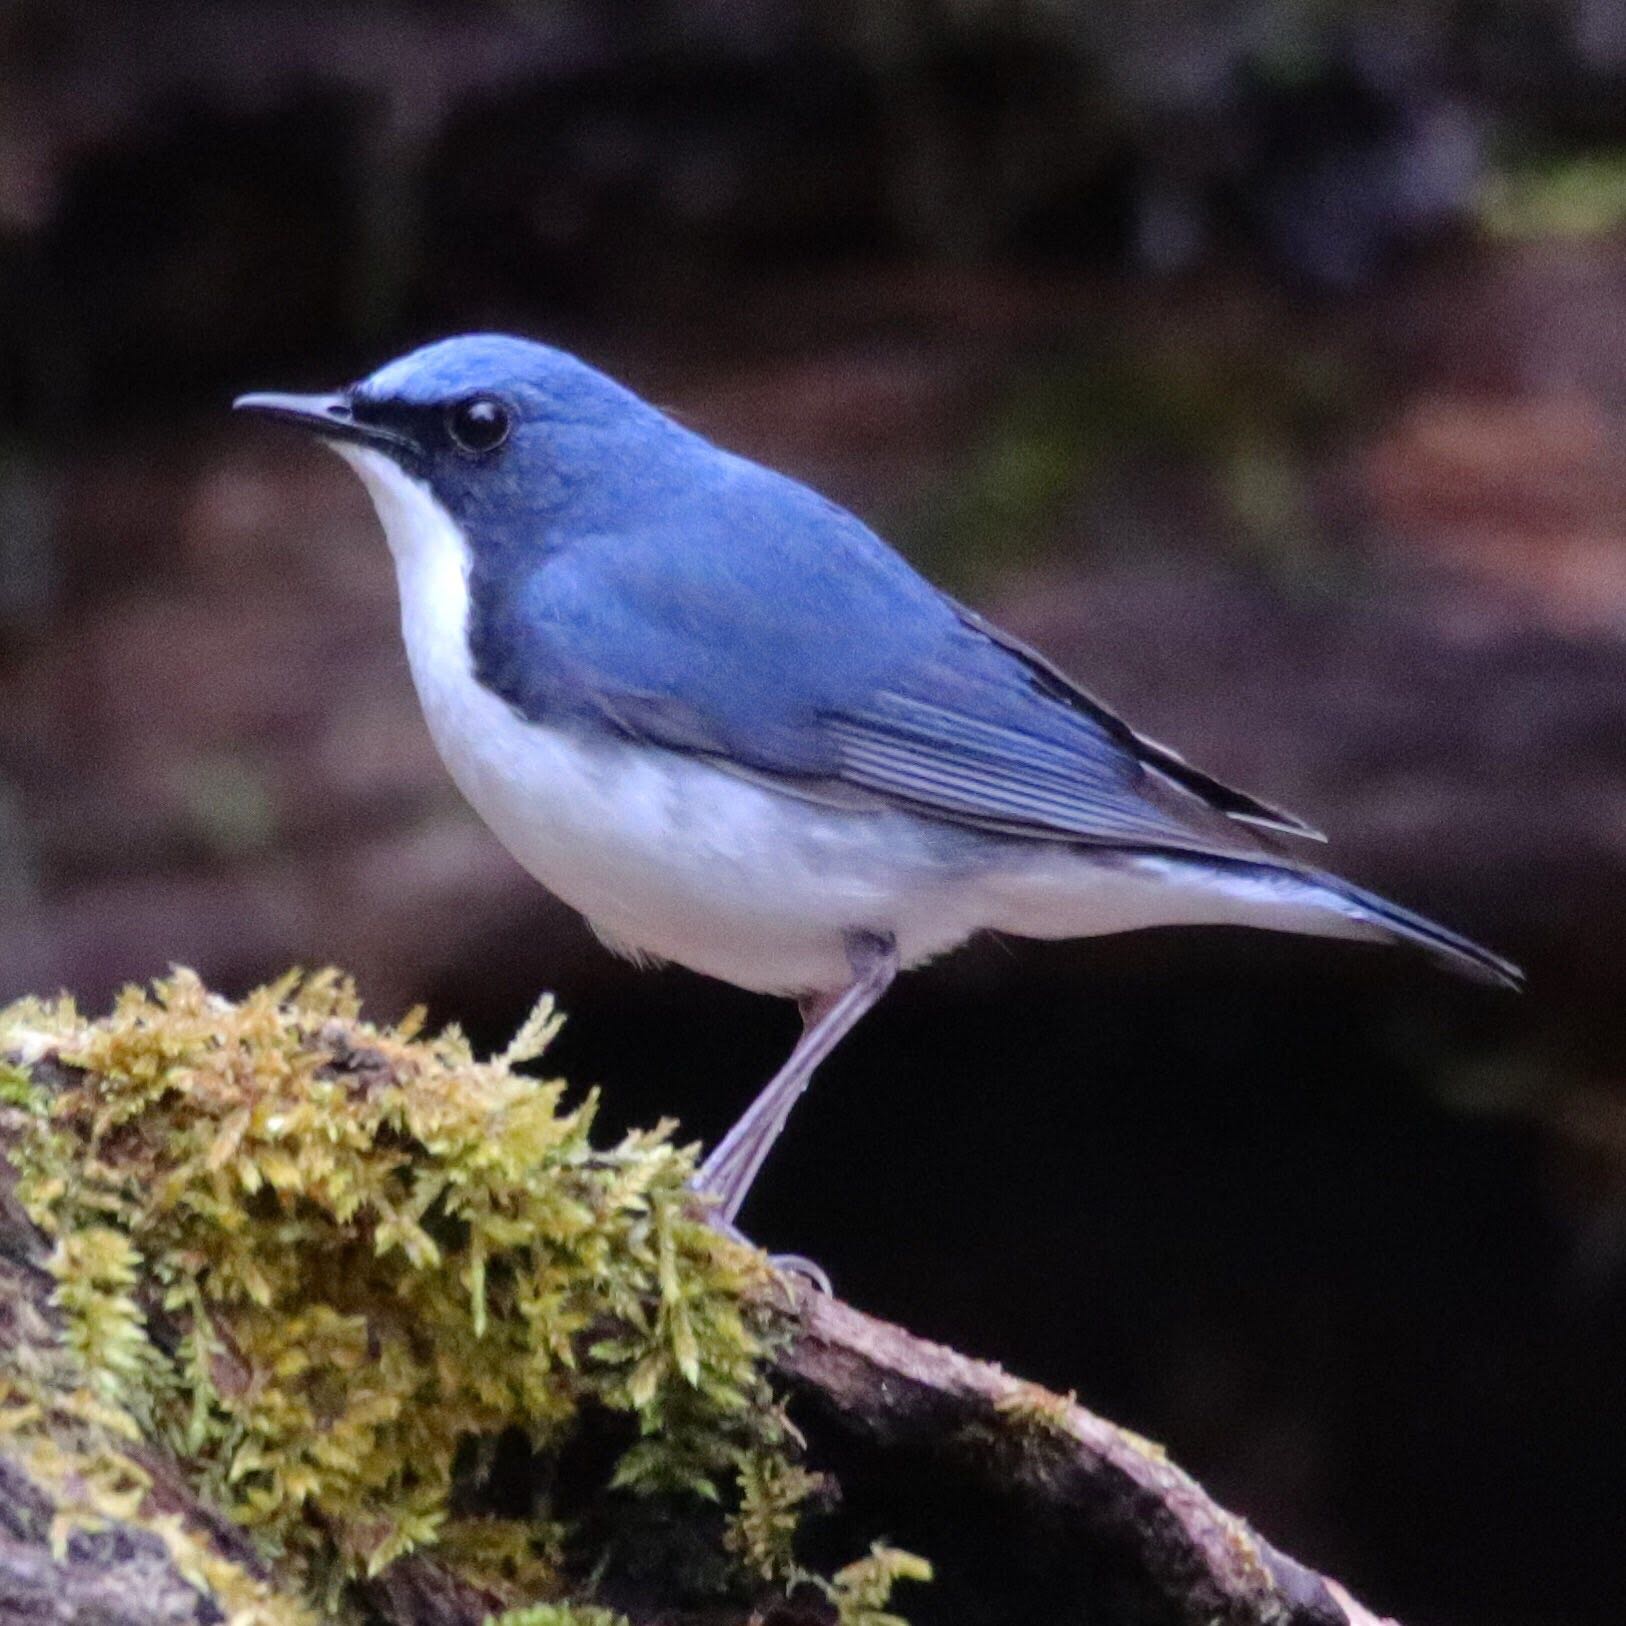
[235,334,1520,1239]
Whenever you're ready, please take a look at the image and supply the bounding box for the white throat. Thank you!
[332,444,475,701]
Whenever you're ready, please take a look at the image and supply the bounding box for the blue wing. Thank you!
[466,448,1317,854]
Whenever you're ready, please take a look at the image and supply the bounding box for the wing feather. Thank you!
[947,601,1323,840]
[820,690,1266,851]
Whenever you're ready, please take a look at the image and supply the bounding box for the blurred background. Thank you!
[2,3,1624,1621]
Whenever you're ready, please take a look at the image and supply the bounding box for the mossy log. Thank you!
[0,975,1394,1626]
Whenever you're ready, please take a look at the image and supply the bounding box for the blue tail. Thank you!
[1309,869,1523,989]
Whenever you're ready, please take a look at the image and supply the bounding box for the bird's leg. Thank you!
[697,929,898,1229]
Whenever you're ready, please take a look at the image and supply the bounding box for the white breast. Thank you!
[333,447,1374,996]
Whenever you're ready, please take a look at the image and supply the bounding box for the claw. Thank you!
[767,1252,833,1296]
[691,1197,834,1296]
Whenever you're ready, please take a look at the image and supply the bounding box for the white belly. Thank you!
[426,709,1000,993]
[335,447,1372,996]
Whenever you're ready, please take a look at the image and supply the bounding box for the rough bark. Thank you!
[766,1288,1391,1626]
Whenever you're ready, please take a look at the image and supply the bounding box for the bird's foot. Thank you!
[764,1251,833,1296]
[699,1203,833,1295]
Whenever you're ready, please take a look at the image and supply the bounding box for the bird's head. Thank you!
[234,334,679,560]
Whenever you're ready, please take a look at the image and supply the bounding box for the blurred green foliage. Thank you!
[911,324,1370,588]
[1480,150,1626,239]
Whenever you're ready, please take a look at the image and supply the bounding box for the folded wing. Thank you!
[480,453,1318,859]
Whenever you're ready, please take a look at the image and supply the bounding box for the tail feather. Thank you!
[1310,869,1523,990]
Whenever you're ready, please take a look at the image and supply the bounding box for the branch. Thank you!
[766,1286,1394,1626]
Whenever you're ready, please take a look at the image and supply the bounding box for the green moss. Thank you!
[0,1056,39,1108]
[0,1362,305,1626]
[824,1544,934,1626]
[0,969,927,1621]
[486,1609,630,1626]
[725,1452,826,1583]
[993,1378,1079,1443]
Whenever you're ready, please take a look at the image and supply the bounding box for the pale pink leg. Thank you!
[697,930,898,1228]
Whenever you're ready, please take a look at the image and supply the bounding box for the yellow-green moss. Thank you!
[0,1353,304,1626]
[0,1056,38,1108]
[486,1608,630,1626]
[725,1451,826,1583]
[824,1544,934,1626]
[477,1547,934,1626]
[0,969,925,1619]
[993,1379,1079,1442]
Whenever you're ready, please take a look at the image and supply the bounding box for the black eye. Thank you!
[446,395,511,455]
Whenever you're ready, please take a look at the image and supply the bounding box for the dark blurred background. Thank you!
[2,4,1624,1622]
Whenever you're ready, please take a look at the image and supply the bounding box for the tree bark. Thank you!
[769,1287,1393,1626]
